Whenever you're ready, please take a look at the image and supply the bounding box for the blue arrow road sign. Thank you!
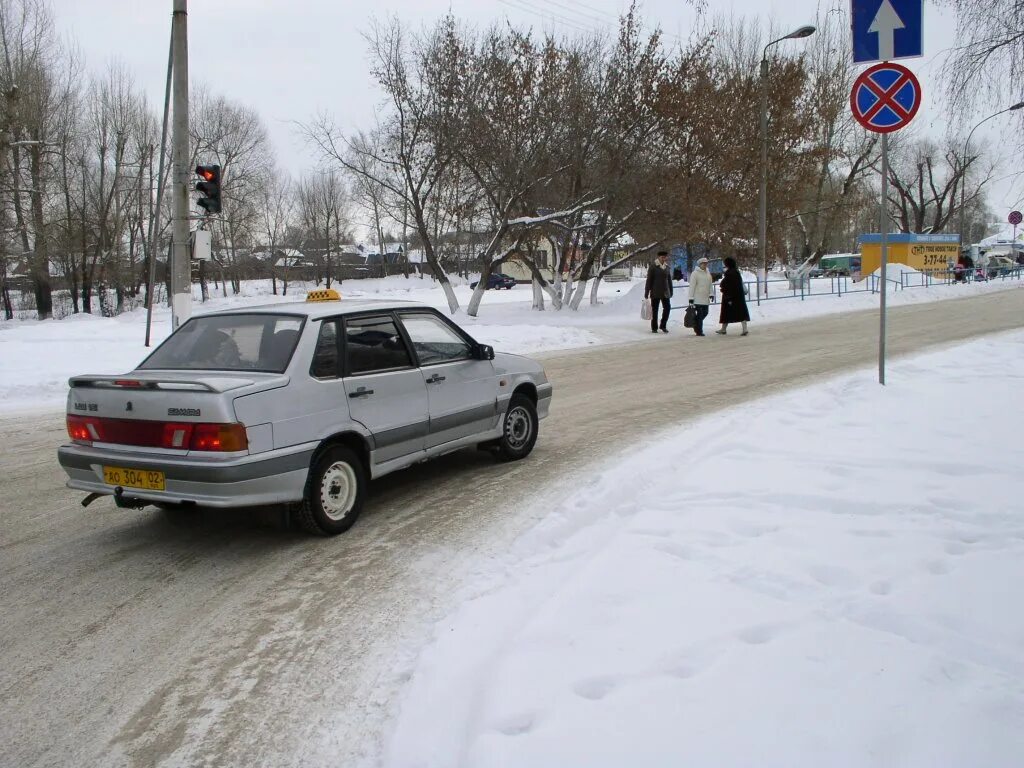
[852,0,923,64]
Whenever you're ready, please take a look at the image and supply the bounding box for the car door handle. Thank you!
[426,374,446,384]
[349,387,374,398]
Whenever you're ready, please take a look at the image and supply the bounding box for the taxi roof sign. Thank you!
[306,289,341,302]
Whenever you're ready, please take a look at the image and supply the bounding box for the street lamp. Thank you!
[958,101,1024,248]
[759,25,815,297]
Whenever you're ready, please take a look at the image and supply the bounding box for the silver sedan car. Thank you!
[58,291,553,535]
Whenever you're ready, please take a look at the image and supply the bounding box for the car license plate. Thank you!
[102,466,165,491]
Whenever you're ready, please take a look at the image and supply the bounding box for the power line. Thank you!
[543,0,617,28]
[497,0,605,36]
[560,0,622,22]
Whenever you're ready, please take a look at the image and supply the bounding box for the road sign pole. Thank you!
[879,132,889,386]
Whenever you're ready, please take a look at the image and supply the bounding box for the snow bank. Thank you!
[872,263,923,278]
[385,332,1024,768]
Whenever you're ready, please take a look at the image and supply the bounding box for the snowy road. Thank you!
[2,288,1023,767]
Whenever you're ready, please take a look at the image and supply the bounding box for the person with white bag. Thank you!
[687,257,714,336]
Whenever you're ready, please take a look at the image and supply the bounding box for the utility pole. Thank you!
[170,0,191,329]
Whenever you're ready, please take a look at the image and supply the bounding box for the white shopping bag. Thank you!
[640,298,652,320]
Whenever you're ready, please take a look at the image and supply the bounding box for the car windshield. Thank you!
[140,313,304,373]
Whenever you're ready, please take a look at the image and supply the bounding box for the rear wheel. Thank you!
[296,446,366,535]
[495,393,539,462]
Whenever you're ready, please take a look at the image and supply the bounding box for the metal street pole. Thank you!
[879,133,889,386]
[958,102,1024,251]
[759,25,815,301]
[170,0,191,329]
[758,56,768,304]
[145,25,174,346]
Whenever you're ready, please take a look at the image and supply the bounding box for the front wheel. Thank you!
[495,394,539,462]
[296,445,366,535]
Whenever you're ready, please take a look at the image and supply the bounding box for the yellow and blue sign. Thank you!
[858,233,960,276]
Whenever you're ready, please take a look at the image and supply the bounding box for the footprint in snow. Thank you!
[665,664,698,680]
[869,580,893,596]
[732,523,779,539]
[630,527,674,539]
[808,564,860,589]
[573,677,618,701]
[494,712,537,736]
[737,624,782,645]
[654,542,695,562]
[926,559,952,575]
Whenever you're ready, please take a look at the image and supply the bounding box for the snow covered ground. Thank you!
[1,272,1022,412]
[384,332,1024,768]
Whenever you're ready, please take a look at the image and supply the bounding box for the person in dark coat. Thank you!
[644,251,673,333]
[715,257,751,336]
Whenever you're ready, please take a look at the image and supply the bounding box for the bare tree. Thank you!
[258,170,295,295]
[885,136,994,234]
[0,0,77,318]
[788,9,880,268]
[190,86,274,294]
[297,170,349,289]
[76,63,147,314]
[937,0,1024,115]
[301,17,464,312]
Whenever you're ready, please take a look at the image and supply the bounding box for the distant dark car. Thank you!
[470,273,517,290]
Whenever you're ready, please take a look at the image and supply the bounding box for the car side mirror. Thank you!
[474,344,495,361]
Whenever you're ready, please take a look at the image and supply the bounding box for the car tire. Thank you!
[495,393,539,462]
[296,445,366,536]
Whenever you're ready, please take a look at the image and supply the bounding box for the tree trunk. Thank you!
[561,271,574,306]
[410,201,457,313]
[589,275,603,306]
[467,283,487,317]
[532,278,545,310]
[28,147,52,319]
[199,260,209,302]
[569,278,588,310]
[1,280,11,320]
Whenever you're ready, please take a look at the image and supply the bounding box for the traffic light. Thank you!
[195,164,221,215]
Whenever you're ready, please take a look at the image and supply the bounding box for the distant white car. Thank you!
[58,290,553,535]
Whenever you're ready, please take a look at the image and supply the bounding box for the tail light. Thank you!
[190,423,248,452]
[67,415,99,444]
[66,416,248,452]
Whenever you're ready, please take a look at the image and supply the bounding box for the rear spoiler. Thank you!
[68,374,282,393]
[69,375,235,393]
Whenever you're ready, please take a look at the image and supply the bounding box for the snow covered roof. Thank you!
[979,228,1024,247]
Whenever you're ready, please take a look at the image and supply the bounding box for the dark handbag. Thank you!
[683,305,696,328]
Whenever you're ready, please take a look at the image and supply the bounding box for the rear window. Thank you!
[141,314,304,373]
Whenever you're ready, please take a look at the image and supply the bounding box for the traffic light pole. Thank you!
[170,0,192,329]
[144,24,173,347]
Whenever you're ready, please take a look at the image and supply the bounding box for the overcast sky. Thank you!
[48,0,1024,217]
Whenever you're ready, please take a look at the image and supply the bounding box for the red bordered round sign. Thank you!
[850,62,922,134]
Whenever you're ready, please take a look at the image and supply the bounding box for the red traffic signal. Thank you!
[194,164,221,214]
